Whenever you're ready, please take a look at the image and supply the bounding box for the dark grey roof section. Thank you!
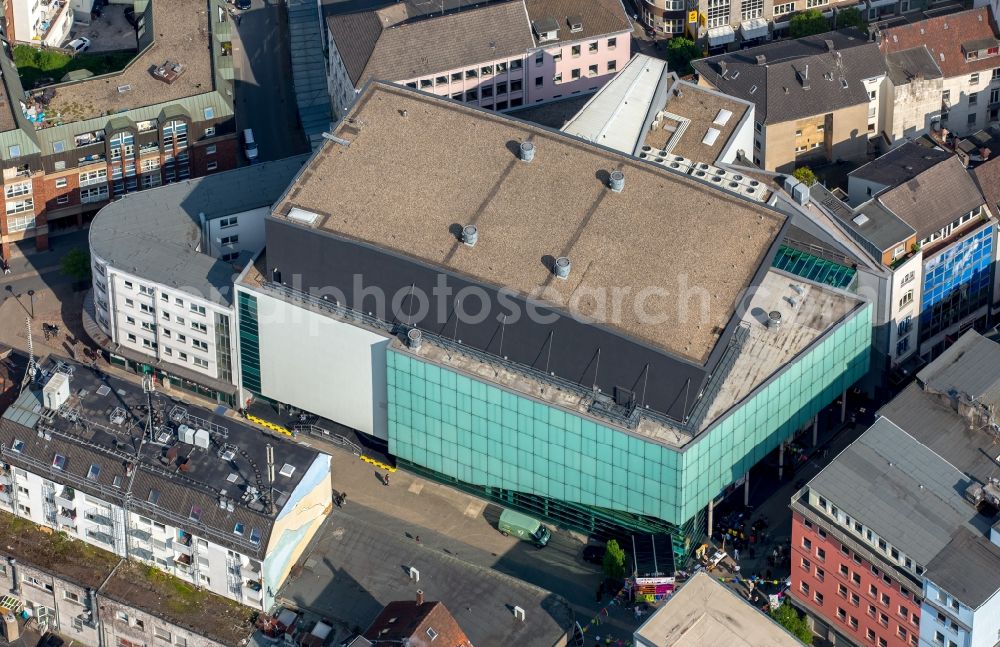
[963,36,1000,52]
[324,8,384,87]
[264,216,749,423]
[0,357,323,555]
[877,155,987,241]
[692,30,886,124]
[277,509,575,646]
[925,528,1000,609]
[916,329,1000,408]
[89,156,309,307]
[884,46,943,85]
[288,0,334,149]
[879,384,998,494]
[849,141,950,187]
[808,417,991,569]
[816,187,915,253]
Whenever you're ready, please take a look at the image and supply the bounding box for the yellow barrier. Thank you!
[245,414,293,437]
[361,455,397,473]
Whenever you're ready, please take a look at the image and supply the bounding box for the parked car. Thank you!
[235,0,251,9]
[67,37,91,53]
[497,509,550,547]
[38,634,66,647]
[243,128,259,162]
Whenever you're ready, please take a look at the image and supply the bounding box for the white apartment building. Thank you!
[878,7,1000,139]
[0,357,332,613]
[84,156,308,405]
[9,0,74,47]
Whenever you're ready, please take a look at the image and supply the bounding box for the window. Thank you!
[801,557,811,570]
[192,339,208,351]
[608,37,617,50]
[934,632,944,645]
[534,51,543,66]
[868,604,876,617]
[870,584,878,597]
[899,290,913,308]
[838,584,848,597]
[6,198,33,215]
[837,607,847,621]
[5,181,31,198]
[8,145,20,158]
[190,304,206,316]
[969,113,978,126]
[851,593,860,606]
[587,64,598,77]
[204,126,216,137]
[774,2,795,15]
[571,68,581,80]
[881,593,890,605]
[206,162,218,171]
[64,591,81,603]
[814,591,824,605]
[191,321,207,333]
[878,639,887,647]
[800,581,810,595]
[155,626,171,641]
[850,616,858,630]
[571,45,581,57]
[867,629,876,641]
[972,73,981,85]
[193,357,209,368]
[816,567,825,581]
[879,612,888,627]
[817,547,826,561]
[535,76,543,87]
[803,537,812,550]
[554,72,562,83]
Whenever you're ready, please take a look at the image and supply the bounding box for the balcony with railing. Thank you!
[85,507,113,527]
[54,486,76,509]
[173,552,192,566]
[56,507,77,526]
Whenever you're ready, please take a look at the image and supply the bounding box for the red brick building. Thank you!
[790,508,922,647]
[0,0,241,262]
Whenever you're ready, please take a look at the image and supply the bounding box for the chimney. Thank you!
[719,60,728,76]
[8,558,18,595]
[416,590,424,606]
[518,141,535,162]
[825,38,835,52]
[756,54,766,65]
[461,224,478,246]
[608,169,625,192]
[801,65,811,90]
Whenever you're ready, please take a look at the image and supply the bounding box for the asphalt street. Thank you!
[233,0,310,162]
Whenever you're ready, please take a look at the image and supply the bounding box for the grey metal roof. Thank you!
[884,46,943,85]
[809,417,991,570]
[916,329,1000,410]
[849,141,951,187]
[925,528,1000,609]
[89,156,309,307]
[693,30,886,125]
[823,190,915,253]
[288,0,333,148]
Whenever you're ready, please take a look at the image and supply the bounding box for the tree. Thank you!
[602,538,627,582]
[789,9,830,38]
[771,602,813,644]
[835,7,865,31]
[666,37,702,76]
[60,248,91,283]
[792,166,817,186]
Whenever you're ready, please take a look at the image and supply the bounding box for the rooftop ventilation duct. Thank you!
[519,141,535,162]
[553,256,571,279]
[767,310,782,329]
[609,170,625,192]
[462,224,478,246]
[407,328,423,350]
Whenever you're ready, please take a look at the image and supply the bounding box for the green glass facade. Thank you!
[387,303,871,546]
[237,292,262,394]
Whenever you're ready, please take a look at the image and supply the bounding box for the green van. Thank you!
[498,509,551,547]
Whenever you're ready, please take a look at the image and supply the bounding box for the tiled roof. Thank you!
[327,1,535,87]
[879,7,1000,78]
[364,600,471,645]
[971,155,1000,218]
[693,30,886,125]
[877,155,986,240]
[523,0,631,45]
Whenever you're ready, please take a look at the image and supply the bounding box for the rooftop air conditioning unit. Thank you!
[43,372,70,410]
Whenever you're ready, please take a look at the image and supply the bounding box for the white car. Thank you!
[67,37,91,53]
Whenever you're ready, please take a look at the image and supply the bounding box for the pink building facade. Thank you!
[324,0,632,118]
[394,33,631,110]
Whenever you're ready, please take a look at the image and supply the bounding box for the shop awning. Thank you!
[740,17,769,40]
[707,25,736,46]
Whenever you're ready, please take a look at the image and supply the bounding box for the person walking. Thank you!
[383,473,390,487]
